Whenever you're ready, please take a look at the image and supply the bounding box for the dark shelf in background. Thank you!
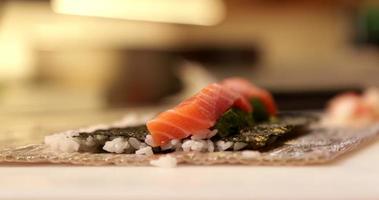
[273,87,362,111]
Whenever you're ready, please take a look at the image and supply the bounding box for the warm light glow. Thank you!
[0,36,34,81]
[51,0,225,26]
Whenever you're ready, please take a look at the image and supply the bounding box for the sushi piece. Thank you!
[146,83,250,146]
[322,88,379,127]
[45,77,293,155]
[222,77,277,116]
[44,113,306,154]
[147,78,278,147]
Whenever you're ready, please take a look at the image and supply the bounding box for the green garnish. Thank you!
[251,98,270,122]
[213,108,254,137]
[213,98,272,138]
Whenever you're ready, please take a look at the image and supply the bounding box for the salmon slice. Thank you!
[147,83,244,146]
[222,77,277,115]
[233,96,253,113]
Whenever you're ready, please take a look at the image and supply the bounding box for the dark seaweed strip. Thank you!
[212,98,271,138]
[220,123,294,150]
[74,125,149,141]
[71,112,311,153]
[73,125,168,153]
[212,108,254,137]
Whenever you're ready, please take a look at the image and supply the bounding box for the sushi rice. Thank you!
[44,128,234,154]
[44,114,237,155]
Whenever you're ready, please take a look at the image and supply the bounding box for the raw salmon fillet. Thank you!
[222,77,277,115]
[147,83,248,146]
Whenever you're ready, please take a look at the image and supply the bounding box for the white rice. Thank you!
[216,141,233,151]
[45,127,252,155]
[190,129,218,140]
[45,126,245,155]
[135,146,154,156]
[103,137,129,153]
[180,139,220,152]
[44,131,80,153]
[161,139,181,151]
[181,140,194,152]
[150,155,177,168]
[128,137,142,149]
[144,135,155,147]
[207,140,215,152]
[44,114,253,155]
[182,139,208,152]
[171,139,182,151]
[44,124,115,153]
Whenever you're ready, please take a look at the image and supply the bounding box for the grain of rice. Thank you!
[170,139,182,151]
[181,140,207,152]
[161,142,173,150]
[161,139,181,150]
[44,131,80,153]
[144,135,155,146]
[103,137,129,153]
[135,146,154,156]
[216,141,233,151]
[128,137,141,149]
[207,140,215,152]
[181,140,192,152]
[190,129,218,140]
[59,140,80,153]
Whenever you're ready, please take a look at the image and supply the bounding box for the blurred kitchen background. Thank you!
[1,0,379,144]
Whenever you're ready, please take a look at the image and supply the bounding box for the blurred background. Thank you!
[0,0,379,145]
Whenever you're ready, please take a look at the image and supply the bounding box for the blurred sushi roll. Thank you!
[322,88,379,127]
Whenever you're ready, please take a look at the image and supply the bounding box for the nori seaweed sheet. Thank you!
[75,125,149,141]
[212,108,254,138]
[73,125,157,153]
[216,111,316,151]
[217,123,295,150]
[210,111,315,151]
[72,113,312,153]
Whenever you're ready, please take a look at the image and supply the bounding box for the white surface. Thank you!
[1,140,379,200]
